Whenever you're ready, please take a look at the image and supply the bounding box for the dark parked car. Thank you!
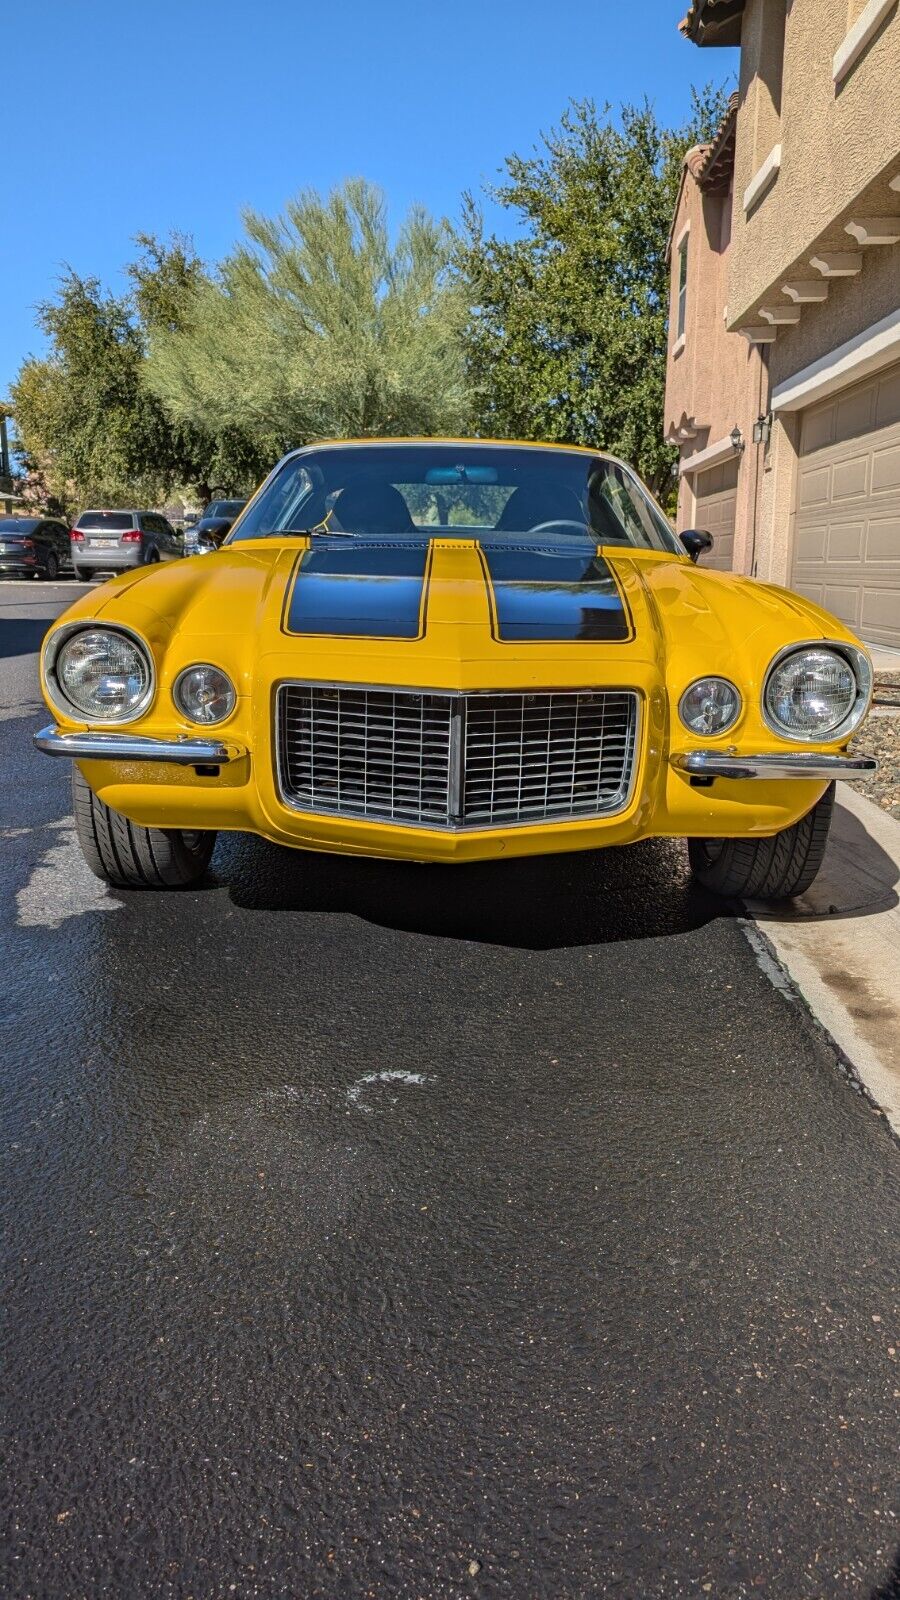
[0,516,73,580]
[70,510,183,580]
[186,499,247,553]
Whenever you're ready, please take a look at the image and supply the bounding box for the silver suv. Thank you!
[71,510,183,580]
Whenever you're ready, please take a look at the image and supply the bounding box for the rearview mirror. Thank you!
[680,528,714,563]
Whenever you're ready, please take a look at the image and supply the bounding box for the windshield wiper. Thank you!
[257,526,356,539]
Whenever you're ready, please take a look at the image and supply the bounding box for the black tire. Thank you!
[38,551,59,581]
[145,547,160,565]
[72,767,216,889]
[688,783,835,901]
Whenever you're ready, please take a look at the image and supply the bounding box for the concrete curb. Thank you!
[746,785,900,1134]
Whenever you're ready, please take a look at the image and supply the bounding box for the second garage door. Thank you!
[692,458,738,571]
[791,364,900,649]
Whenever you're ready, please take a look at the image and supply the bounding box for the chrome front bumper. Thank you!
[671,751,877,781]
[34,725,236,765]
[33,726,878,783]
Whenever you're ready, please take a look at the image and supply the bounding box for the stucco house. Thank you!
[664,0,900,650]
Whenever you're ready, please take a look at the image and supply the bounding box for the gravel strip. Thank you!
[849,672,900,819]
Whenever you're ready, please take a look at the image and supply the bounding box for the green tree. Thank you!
[10,240,269,513]
[11,272,171,508]
[144,179,472,449]
[455,88,731,497]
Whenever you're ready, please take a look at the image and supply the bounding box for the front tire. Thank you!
[72,767,216,889]
[38,551,59,580]
[688,783,835,901]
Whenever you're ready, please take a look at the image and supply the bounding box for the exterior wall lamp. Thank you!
[752,413,772,446]
[730,425,745,453]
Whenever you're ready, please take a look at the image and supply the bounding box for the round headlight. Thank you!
[679,677,742,736]
[763,646,867,739]
[173,664,236,725]
[54,627,153,722]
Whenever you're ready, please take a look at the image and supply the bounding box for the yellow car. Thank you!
[35,439,876,899]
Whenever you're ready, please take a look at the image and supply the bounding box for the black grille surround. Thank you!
[276,683,639,831]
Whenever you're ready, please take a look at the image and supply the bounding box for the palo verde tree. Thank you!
[455,88,731,497]
[144,179,472,449]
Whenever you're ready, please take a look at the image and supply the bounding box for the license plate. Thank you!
[88,538,117,547]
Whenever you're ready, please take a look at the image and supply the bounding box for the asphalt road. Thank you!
[2,582,899,1600]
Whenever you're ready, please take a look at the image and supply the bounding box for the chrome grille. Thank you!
[277,684,637,829]
[462,692,636,824]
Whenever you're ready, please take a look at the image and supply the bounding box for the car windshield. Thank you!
[0,518,39,532]
[204,500,244,519]
[76,511,134,530]
[227,444,681,553]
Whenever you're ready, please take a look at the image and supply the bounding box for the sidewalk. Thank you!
[748,786,900,1134]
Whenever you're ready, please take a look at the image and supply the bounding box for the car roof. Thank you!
[287,436,613,459]
[276,437,630,474]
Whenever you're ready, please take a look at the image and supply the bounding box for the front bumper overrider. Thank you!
[669,751,877,781]
[34,725,238,765]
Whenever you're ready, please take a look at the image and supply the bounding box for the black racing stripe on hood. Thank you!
[479,543,631,642]
[283,541,432,639]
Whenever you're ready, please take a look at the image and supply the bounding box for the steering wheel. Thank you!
[526,520,591,537]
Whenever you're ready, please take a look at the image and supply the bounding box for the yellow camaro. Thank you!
[36,439,876,898]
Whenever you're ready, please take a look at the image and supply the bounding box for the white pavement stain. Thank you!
[16,817,122,929]
[346,1069,429,1114]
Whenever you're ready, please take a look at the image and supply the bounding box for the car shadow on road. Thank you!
[219,833,728,949]
[0,616,58,660]
[870,1546,900,1599]
[749,797,899,923]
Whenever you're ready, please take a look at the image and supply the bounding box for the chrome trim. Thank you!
[760,640,873,743]
[33,725,235,765]
[42,620,156,727]
[671,750,877,780]
[274,681,642,830]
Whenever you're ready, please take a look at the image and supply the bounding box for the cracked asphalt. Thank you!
[1,584,899,1600]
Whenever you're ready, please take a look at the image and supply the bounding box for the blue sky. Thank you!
[1,0,736,402]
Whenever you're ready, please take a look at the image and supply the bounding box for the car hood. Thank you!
[54,535,862,698]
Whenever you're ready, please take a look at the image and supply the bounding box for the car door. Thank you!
[47,520,70,567]
[159,516,182,560]
[139,514,158,561]
[33,521,55,571]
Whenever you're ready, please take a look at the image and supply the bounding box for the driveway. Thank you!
[2,584,898,1599]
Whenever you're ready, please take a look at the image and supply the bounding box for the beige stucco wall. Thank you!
[728,0,900,325]
[768,241,900,387]
[664,159,766,570]
[752,410,801,586]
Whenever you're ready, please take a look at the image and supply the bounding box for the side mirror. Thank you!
[680,528,714,563]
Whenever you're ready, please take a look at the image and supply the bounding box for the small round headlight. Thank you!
[679,677,742,736]
[173,664,236,725]
[54,627,153,722]
[763,646,866,739]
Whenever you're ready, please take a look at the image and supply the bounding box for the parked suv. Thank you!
[70,510,183,580]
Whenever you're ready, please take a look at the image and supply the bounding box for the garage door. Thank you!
[791,363,900,648]
[692,458,738,571]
